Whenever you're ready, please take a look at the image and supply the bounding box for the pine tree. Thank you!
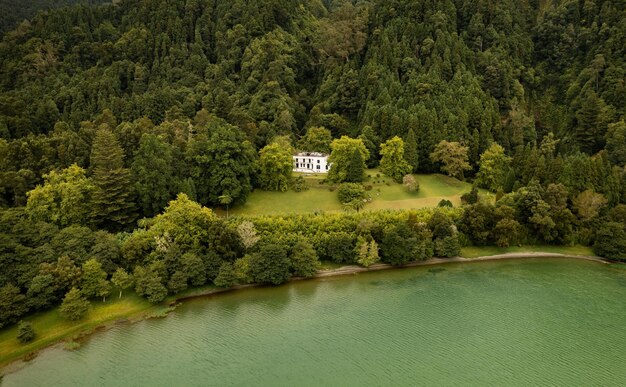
[90,127,137,231]
[404,128,419,173]
[59,288,90,321]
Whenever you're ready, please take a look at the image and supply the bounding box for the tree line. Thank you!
[3,186,626,328]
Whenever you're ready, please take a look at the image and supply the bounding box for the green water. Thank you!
[3,259,626,386]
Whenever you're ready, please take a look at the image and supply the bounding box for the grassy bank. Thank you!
[226,171,487,216]
[0,293,153,368]
[461,245,594,258]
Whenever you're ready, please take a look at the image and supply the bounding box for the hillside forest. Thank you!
[0,0,625,328]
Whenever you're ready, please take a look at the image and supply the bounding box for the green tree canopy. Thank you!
[380,136,412,183]
[258,136,294,192]
[298,127,332,154]
[327,136,369,183]
[26,164,94,227]
[476,143,512,192]
[430,141,472,180]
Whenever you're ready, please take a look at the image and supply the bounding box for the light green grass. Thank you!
[228,171,485,216]
[0,292,153,368]
[460,245,595,258]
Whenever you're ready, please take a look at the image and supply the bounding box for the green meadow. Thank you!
[227,170,488,216]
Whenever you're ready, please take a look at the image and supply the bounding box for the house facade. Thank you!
[293,152,330,173]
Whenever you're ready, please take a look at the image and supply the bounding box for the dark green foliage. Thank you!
[90,127,137,231]
[167,271,188,294]
[380,223,419,266]
[80,259,108,300]
[214,262,237,288]
[290,239,319,278]
[0,284,27,328]
[337,183,366,204]
[291,176,308,192]
[345,148,365,183]
[404,128,419,173]
[132,134,176,218]
[318,232,356,264]
[438,199,453,208]
[427,210,455,239]
[249,243,290,285]
[434,235,461,258]
[186,115,256,206]
[0,0,110,35]
[17,320,35,344]
[461,187,479,205]
[59,287,90,321]
[593,222,626,261]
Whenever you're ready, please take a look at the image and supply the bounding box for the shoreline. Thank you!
[0,252,609,374]
[177,252,607,301]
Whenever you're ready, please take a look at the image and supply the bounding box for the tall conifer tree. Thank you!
[404,128,419,173]
[90,127,136,230]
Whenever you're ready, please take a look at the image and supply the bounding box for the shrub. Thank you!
[461,186,479,204]
[364,184,373,191]
[434,235,461,258]
[438,199,453,207]
[291,176,309,192]
[17,321,35,344]
[402,174,419,192]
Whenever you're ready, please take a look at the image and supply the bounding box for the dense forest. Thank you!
[0,0,625,328]
[0,0,111,36]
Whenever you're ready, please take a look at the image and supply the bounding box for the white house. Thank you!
[293,152,330,173]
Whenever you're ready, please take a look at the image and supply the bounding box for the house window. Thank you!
[326,165,329,170]
[317,160,320,163]
[316,165,320,170]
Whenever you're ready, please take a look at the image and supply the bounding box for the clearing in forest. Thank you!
[226,170,485,216]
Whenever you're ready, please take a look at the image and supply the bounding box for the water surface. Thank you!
[4,258,626,386]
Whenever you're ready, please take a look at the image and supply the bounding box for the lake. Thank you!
[3,258,626,386]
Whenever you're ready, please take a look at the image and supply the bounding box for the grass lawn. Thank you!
[227,170,487,216]
[0,292,153,368]
[460,245,595,258]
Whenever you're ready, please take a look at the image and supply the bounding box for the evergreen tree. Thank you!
[345,148,365,183]
[90,127,137,231]
[59,288,90,321]
[132,134,175,218]
[17,321,35,343]
[403,128,419,173]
